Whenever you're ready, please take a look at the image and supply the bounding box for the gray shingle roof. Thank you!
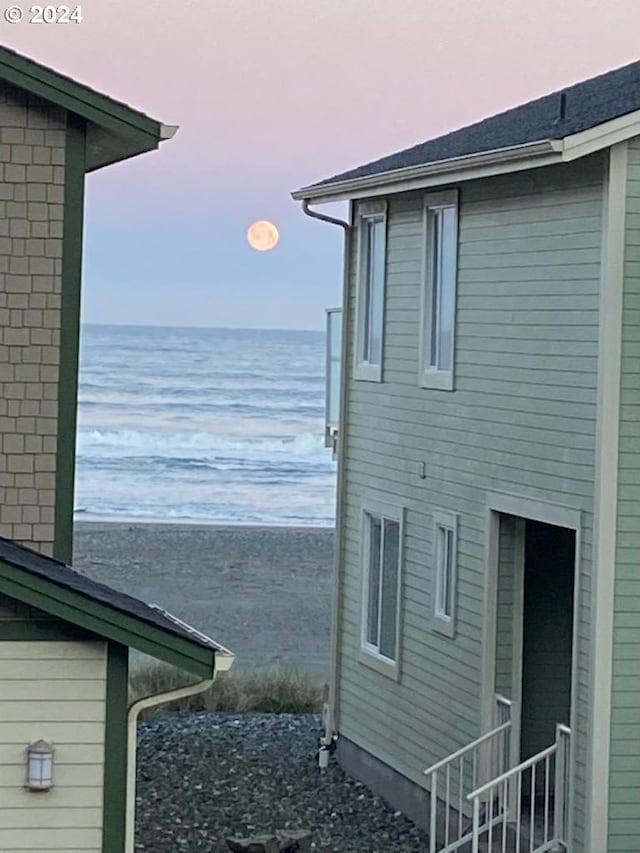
[0,537,224,654]
[311,59,640,188]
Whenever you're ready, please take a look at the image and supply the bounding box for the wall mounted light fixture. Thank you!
[26,740,54,791]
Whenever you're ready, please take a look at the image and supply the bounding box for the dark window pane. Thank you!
[443,527,454,617]
[429,209,442,368]
[427,205,456,372]
[368,218,385,365]
[438,207,456,371]
[362,222,373,361]
[436,525,454,618]
[366,515,382,645]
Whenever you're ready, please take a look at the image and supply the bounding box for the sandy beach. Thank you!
[73,521,335,681]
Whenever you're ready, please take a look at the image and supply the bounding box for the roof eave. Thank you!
[0,46,171,171]
[292,140,562,203]
[292,109,640,203]
[0,557,221,678]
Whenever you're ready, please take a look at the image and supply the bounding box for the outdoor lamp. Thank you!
[26,740,54,791]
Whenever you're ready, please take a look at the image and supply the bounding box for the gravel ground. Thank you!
[136,712,429,853]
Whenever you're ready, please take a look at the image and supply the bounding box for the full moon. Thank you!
[247,220,279,251]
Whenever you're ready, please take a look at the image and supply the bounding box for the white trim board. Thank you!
[480,491,583,850]
[587,141,627,853]
[358,500,405,682]
[353,200,387,383]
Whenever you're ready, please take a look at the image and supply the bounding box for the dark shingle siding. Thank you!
[311,60,640,187]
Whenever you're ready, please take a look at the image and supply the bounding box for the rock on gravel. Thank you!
[135,712,429,853]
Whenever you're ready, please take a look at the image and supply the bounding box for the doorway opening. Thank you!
[519,519,575,762]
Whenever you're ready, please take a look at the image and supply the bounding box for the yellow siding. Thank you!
[0,641,106,851]
[0,81,67,556]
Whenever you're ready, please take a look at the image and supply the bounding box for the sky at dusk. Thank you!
[4,0,640,330]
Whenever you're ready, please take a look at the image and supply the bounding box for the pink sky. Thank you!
[4,0,640,328]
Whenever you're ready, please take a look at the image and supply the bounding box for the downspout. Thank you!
[301,199,351,766]
[124,652,234,853]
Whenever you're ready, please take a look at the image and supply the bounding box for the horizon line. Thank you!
[80,321,325,334]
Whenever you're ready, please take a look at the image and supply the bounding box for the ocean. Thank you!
[75,324,337,526]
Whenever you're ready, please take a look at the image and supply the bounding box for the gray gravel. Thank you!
[136,712,429,853]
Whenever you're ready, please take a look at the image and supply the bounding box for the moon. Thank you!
[247,220,279,251]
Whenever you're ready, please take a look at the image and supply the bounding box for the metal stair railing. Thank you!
[467,723,571,853]
[424,695,514,853]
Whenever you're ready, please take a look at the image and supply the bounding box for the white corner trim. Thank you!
[587,141,627,853]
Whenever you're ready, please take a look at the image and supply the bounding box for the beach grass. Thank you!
[129,660,324,718]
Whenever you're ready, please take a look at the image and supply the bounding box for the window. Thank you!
[355,201,387,381]
[421,191,459,390]
[324,307,342,450]
[361,508,402,669]
[433,511,458,636]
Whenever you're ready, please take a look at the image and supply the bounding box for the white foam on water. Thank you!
[76,325,337,525]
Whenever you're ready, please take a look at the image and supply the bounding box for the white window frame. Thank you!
[359,501,404,678]
[354,200,387,382]
[419,189,459,391]
[432,510,458,637]
[324,306,342,451]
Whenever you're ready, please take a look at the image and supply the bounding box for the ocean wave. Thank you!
[77,455,332,481]
[76,325,336,526]
[78,378,324,397]
[78,399,324,418]
[77,428,327,458]
[73,499,334,526]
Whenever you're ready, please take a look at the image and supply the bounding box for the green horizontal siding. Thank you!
[495,516,517,698]
[608,137,640,853]
[337,155,605,844]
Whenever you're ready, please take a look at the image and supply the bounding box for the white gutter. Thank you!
[293,140,562,203]
[160,124,179,140]
[124,650,234,853]
[301,200,351,764]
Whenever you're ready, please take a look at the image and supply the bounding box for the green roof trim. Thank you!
[0,617,98,642]
[0,46,172,170]
[54,112,85,563]
[103,642,128,853]
[0,559,216,678]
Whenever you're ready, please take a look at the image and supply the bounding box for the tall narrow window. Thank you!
[421,191,458,390]
[433,511,458,637]
[355,202,387,381]
[362,509,401,664]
